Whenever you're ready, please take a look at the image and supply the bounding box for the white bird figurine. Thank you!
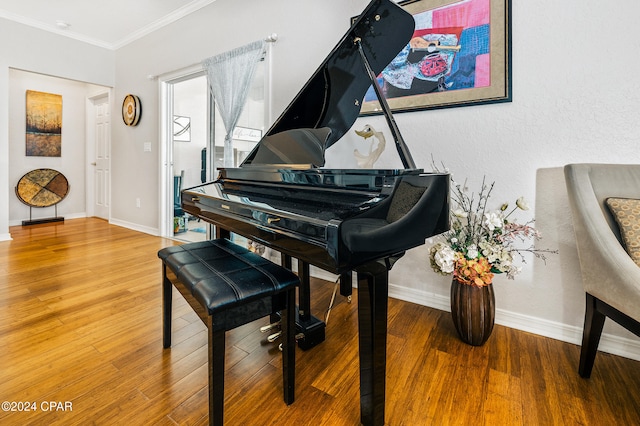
[354,124,386,169]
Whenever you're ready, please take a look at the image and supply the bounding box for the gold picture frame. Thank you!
[360,0,511,115]
[26,90,62,157]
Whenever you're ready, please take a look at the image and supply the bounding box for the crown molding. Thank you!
[111,0,217,50]
[0,0,217,51]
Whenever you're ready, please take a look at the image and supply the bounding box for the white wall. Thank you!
[8,70,108,224]
[0,18,115,239]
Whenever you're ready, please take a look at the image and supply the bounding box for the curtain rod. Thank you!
[149,34,277,80]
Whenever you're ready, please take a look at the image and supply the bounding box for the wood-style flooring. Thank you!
[1,218,639,425]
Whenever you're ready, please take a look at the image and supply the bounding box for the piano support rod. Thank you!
[354,38,416,170]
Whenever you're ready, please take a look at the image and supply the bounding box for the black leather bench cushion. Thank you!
[158,239,298,315]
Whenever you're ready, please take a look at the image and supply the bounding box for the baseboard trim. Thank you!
[0,233,12,241]
[387,282,640,362]
[109,218,159,236]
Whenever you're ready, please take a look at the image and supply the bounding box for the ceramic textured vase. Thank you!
[450,278,495,346]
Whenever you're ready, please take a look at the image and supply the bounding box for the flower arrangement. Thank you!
[429,177,556,287]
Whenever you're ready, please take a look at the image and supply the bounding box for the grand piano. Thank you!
[181,0,449,424]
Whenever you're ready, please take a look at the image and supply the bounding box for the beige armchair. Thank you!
[564,163,640,377]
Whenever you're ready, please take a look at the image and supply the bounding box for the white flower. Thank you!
[452,209,468,218]
[434,245,456,274]
[516,197,529,211]
[494,256,512,272]
[480,243,496,261]
[426,174,555,281]
[484,211,503,231]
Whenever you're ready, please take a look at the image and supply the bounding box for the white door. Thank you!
[88,94,110,219]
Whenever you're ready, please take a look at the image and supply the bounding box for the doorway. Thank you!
[160,49,270,241]
[166,73,211,242]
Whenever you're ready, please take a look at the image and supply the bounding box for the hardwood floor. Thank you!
[1,218,639,425]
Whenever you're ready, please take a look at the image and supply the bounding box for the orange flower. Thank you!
[453,256,494,287]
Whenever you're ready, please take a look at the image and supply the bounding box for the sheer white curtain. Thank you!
[202,40,265,167]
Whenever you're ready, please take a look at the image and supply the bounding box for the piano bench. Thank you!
[158,239,298,426]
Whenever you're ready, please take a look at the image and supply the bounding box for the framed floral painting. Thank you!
[360,0,512,115]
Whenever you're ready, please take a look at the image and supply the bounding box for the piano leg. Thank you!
[297,260,311,320]
[274,254,294,325]
[356,260,389,426]
[279,255,326,350]
[340,271,353,299]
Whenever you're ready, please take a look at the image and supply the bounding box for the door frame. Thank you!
[85,89,112,220]
[158,65,210,238]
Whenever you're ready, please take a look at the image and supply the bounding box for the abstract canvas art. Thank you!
[26,90,62,157]
[361,0,511,114]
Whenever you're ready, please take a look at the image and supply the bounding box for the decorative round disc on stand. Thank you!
[122,94,141,126]
[16,168,69,207]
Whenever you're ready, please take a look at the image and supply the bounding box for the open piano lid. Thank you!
[241,0,415,168]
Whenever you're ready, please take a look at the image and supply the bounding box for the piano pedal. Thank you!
[272,311,326,350]
[267,331,282,343]
[275,332,312,348]
[260,321,281,333]
[347,295,352,303]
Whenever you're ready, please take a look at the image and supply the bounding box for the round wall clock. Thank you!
[122,94,141,126]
